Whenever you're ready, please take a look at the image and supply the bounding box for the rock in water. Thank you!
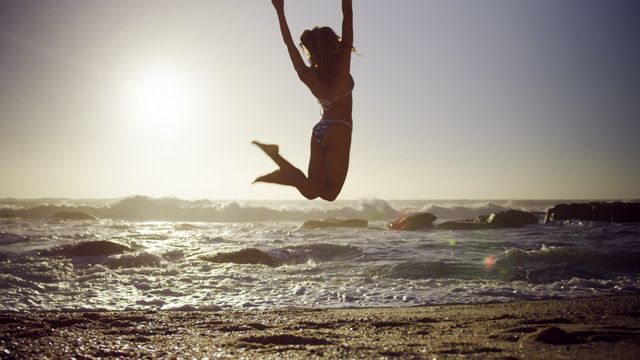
[486,210,538,227]
[301,219,368,229]
[545,202,640,223]
[44,240,132,257]
[435,210,537,230]
[202,248,279,267]
[51,211,98,220]
[386,213,437,231]
[0,212,19,219]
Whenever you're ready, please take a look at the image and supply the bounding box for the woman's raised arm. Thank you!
[341,0,353,48]
[271,0,309,79]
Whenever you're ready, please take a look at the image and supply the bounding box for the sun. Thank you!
[121,63,197,131]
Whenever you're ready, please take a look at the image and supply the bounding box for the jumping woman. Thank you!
[252,0,354,201]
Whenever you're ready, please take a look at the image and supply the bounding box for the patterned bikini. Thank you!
[312,76,354,148]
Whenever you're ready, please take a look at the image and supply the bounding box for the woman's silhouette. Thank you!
[253,0,354,201]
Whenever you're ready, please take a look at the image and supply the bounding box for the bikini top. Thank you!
[317,75,355,112]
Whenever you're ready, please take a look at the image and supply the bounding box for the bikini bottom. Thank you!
[312,119,352,148]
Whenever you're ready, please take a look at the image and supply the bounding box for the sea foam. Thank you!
[0,199,638,311]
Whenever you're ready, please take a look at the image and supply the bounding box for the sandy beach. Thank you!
[1,295,638,359]
[2,0,639,358]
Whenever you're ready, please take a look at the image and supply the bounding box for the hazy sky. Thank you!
[1,0,639,200]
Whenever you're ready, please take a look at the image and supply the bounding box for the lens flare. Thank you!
[483,255,496,269]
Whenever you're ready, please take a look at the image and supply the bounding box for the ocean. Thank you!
[1,198,639,311]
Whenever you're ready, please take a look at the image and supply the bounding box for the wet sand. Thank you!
[1,295,639,359]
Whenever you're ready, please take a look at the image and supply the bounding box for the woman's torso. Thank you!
[303,59,353,123]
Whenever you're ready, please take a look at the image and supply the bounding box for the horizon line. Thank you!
[1,196,638,202]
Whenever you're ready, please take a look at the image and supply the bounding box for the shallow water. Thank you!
[1,199,639,311]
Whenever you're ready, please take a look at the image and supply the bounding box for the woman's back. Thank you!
[302,53,353,121]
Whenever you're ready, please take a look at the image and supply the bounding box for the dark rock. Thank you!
[386,213,437,231]
[0,212,19,219]
[435,210,537,230]
[534,326,582,345]
[301,218,368,229]
[68,241,131,257]
[45,240,132,257]
[486,209,538,227]
[544,202,640,223]
[51,211,98,220]
[201,248,279,267]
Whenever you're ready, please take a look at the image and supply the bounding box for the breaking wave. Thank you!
[492,245,640,283]
[0,196,556,222]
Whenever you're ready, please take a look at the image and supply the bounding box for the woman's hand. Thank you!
[271,0,284,11]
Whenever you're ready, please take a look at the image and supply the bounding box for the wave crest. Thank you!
[0,196,558,222]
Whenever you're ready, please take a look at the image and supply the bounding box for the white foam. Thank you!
[0,209,639,311]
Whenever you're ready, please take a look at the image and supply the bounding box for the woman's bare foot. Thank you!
[253,169,287,185]
[252,140,306,185]
[253,167,306,185]
[251,141,279,158]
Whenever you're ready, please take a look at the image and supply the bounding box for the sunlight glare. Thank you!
[123,63,196,131]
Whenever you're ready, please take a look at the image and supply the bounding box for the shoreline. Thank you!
[2,295,639,359]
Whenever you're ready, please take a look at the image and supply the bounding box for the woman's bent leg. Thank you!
[252,140,320,199]
[252,139,344,201]
[254,168,324,200]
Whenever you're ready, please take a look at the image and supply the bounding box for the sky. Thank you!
[0,0,639,200]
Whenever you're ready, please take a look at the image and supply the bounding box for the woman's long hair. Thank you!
[300,27,353,86]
